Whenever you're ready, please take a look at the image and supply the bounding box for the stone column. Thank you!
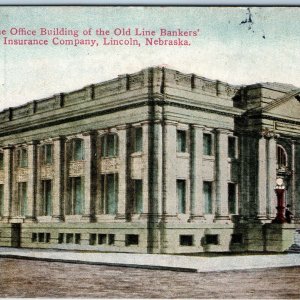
[291,140,296,216]
[82,132,94,222]
[116,125,127,219]
[189,125,205,221]
[25,141,38,222]
[215,129,230,221]
[2,146,13,222]
[257,135,267,219]
[52,137,64,221]
[141,121,149,216]
[294,141,300,221]
[267,136,277,218]
[163,121,177,217]
[148,119,163,253]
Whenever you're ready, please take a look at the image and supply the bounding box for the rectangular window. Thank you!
[75,233,81,244]
[42,144,53,164]
[38,232,45,243]
[0,152,3,170]
[180,235,193,246]
[66,233,73,244]
[231,234,243,244]
[0,184,3,216]
[42,180,52,216]
[45,233,51,243]
[89,234,96,245]
[101,174,118,215]
[125,234,139,246]
[205,234,219,245]
[203,133,212,156]
[203,181,213,214]
[70,177,84,215]
[73,139,84,161]
[134,180,143,214]
[228,136,236,159]
[18,148,28,168]
[177,130,186,153]
[134,127,143,152]
[228,183,237,214]
[177,180,186,214]
[98,234,107,244]
[108,234,115,245]
[18,182,27,216]
[101,134,118,158]
[58,233,64,244]
[32,233,37,243]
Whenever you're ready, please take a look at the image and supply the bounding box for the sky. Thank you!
[0,6,300,110]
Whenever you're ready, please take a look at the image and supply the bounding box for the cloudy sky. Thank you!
[0,6,300,110]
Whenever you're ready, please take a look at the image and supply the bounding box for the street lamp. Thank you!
[272,178,286,224]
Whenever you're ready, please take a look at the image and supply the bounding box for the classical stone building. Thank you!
[0,67,299,253]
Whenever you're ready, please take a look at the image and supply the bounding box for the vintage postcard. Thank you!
[0,5,299,298]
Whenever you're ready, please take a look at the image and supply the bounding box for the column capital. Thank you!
[52,135,66,142]
[116,124,128,131]
[27,140,39,146]
[191,124,205,130]
[82,130,97,137]
[215,128,231,135]
[260,128,280,139]
[164,120,178,126]
[3,144,14,150]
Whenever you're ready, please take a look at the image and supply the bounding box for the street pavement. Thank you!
[0,247,300,272]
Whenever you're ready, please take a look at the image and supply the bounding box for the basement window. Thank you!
[205,234,219,245]
[126,234,139,246]
[179,235,193,246]
[231,234,243,244]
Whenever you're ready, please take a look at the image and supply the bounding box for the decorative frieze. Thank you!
[100,158,119,173]
[40,165,54,179]
[69,161,85,177]
[16,168,28,182]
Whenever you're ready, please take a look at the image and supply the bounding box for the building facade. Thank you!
[0,67,299,253]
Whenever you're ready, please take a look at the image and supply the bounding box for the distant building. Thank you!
[0,67,299,253]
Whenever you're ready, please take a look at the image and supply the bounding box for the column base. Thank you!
[51,215,64,222]
[161,214,180,223]
[214,215,231,224]
[188,215,206,223]
[0,216,10,223]
[24,216,37,223]
[115,213,126,220]
[81,214,94,223]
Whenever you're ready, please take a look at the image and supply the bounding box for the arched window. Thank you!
[277,145,288,169]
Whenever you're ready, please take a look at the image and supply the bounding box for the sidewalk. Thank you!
[0,247,300,273]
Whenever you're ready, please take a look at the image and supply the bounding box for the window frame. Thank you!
[71,138,85,161]
[176,130,187,153]
[177,179,186,214]
[133,127,143,153]
[69,177,84,215]
[203,181,213,214]
[41,144,53,165]
[228,182,237,215]
[41,179,52,216]
[17,148,28,168]
[203,133,213,156]
[18,182,27,216]
[101,173,118,215]
[100,133,119,158]
[228,136,237,159]
[277,145,288,169]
